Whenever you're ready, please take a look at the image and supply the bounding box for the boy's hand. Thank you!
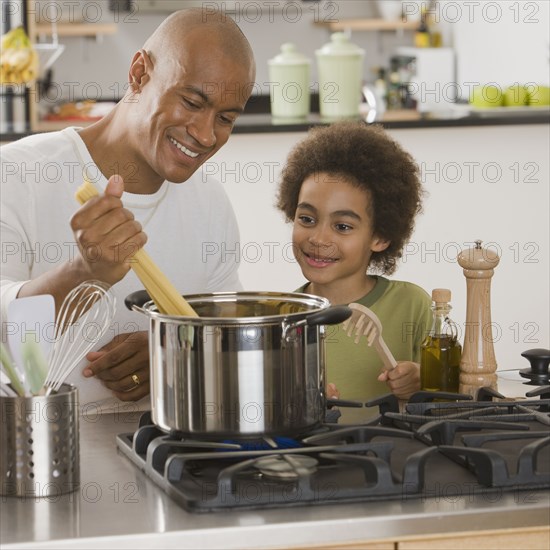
[377,361,420,400]
[326,382,340,399]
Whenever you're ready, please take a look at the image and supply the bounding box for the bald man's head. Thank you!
[143,8,255,77]
[120,8,256,186]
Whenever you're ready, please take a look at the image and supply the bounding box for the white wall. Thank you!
[211,124,550,373]
[446,0,550,93]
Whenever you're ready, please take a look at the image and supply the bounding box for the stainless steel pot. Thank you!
[125,291,351,438]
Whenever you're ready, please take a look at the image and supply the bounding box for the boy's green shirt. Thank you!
[297,276,432,423]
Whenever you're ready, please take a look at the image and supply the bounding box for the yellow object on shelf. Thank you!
[0,27,39,86]
[75,179,199,317]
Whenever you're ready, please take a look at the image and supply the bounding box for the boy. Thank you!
[276,122,432,422]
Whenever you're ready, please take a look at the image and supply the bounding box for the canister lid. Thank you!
[268,43,311,65]
[316,32,365,57]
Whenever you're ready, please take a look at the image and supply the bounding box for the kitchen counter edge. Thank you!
[232,111,550,133]
[2,111,549,143]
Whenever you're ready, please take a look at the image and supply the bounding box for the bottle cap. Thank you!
[432,288,451,303]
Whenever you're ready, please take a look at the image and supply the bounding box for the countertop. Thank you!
[230,108,550,133]
[1,407,549,550]
[2,105,549,143]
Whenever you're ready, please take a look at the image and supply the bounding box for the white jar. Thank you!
[376,0,403,21]
[316,33,365,119]
[268,43,311,120]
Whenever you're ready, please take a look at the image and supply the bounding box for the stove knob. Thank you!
[519,348,550,386]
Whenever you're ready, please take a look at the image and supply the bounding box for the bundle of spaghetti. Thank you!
[75,178,199,317]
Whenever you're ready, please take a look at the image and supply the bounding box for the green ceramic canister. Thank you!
[316,32,365,119]
[268,43,311,120]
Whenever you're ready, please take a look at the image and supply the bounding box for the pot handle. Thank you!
[282,305,352,341]
[305,305,352,327]
[124,290,152,314]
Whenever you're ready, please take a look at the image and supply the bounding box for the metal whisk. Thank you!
[44,281,116,395]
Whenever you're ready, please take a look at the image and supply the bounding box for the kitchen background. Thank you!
[7,0,549,99]
[1,0,549,375]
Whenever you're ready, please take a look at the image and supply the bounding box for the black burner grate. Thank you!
[116,389,550,512]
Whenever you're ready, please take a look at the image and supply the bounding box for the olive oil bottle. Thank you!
[420,289,461,393]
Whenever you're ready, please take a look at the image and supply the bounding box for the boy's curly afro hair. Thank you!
[276,121,424,275]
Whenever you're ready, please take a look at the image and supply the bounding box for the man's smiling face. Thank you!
[133,29,254,184]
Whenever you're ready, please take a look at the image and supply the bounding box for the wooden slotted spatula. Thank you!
[342,303,397,372]
[75,178,198,317]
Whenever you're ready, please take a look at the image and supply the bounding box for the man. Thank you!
[0,9,256,409]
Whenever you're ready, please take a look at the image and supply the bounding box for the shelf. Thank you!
[381,109,421,121]
[34,23,117,37]
[316,18,417,32]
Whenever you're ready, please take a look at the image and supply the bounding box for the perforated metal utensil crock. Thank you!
[0,384,79,497]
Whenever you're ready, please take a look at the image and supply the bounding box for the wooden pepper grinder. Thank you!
[457,240,500,397]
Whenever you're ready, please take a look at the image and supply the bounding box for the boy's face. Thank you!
[292,172,389,295]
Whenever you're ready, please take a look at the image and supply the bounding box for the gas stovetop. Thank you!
[116,387,550,513]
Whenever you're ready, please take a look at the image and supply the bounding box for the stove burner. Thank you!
[221,436,302,452]
[116,389,550,513]
[254,455,318,480]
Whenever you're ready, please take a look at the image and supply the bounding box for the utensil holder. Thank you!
[0,384,79,497]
